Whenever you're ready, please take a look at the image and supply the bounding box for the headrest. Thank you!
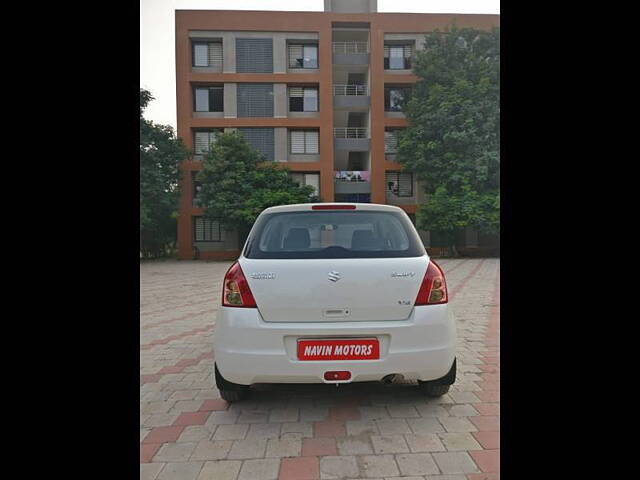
[351,229,379,250]
[283,228,310,249]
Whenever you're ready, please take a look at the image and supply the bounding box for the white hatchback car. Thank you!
[213,203,456,402]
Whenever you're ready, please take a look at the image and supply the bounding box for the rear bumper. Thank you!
[212,304,456,385]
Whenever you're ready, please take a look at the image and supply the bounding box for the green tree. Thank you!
[397,26,500,255]
[196,131,315,245]
[140,89,189,258]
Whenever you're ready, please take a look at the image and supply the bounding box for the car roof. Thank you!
[260,203,406,214]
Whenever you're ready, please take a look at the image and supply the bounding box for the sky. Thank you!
[140,0,500,129]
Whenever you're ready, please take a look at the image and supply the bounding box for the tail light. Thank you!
[415,261,448,305]
[312,204,356,210]
[222,262,257,308]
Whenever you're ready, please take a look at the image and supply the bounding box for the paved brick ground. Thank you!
[140,258,500,480]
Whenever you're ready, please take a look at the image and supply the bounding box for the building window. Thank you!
[385,171,413,197]
[194,86,223,112]
[335,193,371,203]
[288,44,318,69]
[290,172,320,197]
[237,83,274,117]
[384,87,411,112]
[192,41,223,68]
[192,172,203,206]
[236,38,273,73]
[289,87,318,112]
[384,44,413,70]
[193,130,222,155]
[290,130,319,154]
[194,217,222,242]
[238,128,275,161]
[385,130,399,154]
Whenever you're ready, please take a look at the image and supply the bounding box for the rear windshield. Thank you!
[244,210,426,259]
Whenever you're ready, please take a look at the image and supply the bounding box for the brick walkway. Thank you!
[140,258,500,480]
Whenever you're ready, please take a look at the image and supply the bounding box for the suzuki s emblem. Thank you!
[328,271,341,282]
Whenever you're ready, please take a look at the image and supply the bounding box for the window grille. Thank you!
[384,44,413,69]
[194,217,222,242]
[385,171,413,197]
[238,128,275,161]
[236,38,273,73]
[237,83,274,117]
[290,130,319,154]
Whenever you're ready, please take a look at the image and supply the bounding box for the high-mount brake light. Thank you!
[414,261,448,305]
[222,262,257,308]
[312,204,356,210]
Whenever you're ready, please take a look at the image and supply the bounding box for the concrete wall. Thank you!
[193,111,223,118]
[334,138,370,151]
[333,53,369,65]
[288,112,320,118]
[274,84,287,118]
[289,153,321,162]
[274,128,288,162]
[192,66,222,73]
[223,83,237,118]
[334,95,370,109]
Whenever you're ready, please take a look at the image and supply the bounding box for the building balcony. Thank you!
[334,171,371,194]
[334,127,368,138]
[333,84,370,109]
[332,41,369,65]
[333,127,370,151]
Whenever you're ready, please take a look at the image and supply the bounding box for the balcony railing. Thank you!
[332,41,369,54]
[335,171,370,182]
[333,84,369,96]
[334,127,368,139]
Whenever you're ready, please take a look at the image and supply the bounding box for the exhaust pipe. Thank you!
[381,374,399,385]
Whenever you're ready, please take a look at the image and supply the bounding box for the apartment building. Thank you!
[176,0,500,260]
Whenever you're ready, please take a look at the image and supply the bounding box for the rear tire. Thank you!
[418,358,456,397]
[215,363,249,402]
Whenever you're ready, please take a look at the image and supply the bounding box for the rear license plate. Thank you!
[297,338,380,361]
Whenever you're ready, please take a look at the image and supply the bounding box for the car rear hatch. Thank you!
[240,257,428,322]
[240,205,429,323]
